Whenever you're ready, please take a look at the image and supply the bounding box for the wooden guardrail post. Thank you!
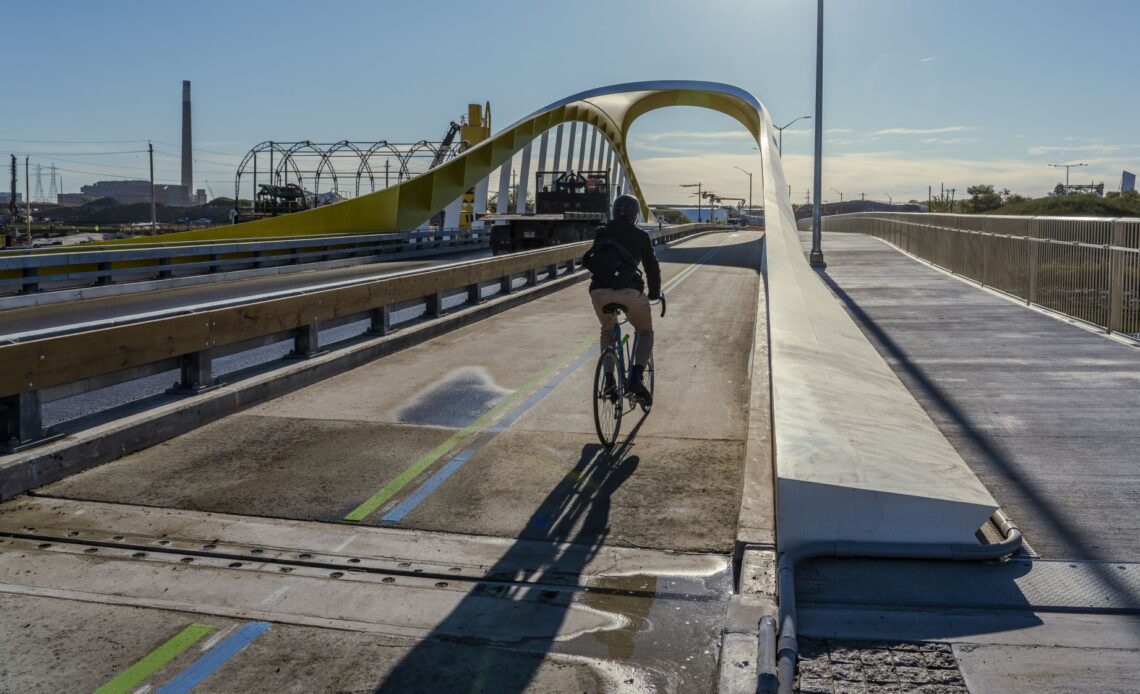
[290,324,322,358]
[169,350,216,394]
[368,306,392,336]
[21,266,40,293]
[96,261,113,286]
[1108,219,1126,334]
[1,391,43,452]
[426,291,443,318]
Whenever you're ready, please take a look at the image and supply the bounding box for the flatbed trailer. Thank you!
[484,170,611,254]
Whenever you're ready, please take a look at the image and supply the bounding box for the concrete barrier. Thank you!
[757,115,996,550]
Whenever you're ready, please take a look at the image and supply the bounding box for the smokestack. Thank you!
[181,80,192,206]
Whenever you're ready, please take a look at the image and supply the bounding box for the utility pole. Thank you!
[734,166,752,216]
[148,141,157,233]
[24,157,31,245]
[680,182,703,221]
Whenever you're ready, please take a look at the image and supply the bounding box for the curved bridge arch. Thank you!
[136,81,775,243]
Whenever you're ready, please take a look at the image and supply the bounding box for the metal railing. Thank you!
[0,228,491,296]
[0,223,723,451]
[803,213,1140,339]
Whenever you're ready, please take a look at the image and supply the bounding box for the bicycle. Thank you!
[592,295,667,448]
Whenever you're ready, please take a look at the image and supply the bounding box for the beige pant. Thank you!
[590,288,653,366]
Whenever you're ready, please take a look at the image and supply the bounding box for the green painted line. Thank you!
[94,623,214,694]
[342,233,732,523]
[343,338,593,522]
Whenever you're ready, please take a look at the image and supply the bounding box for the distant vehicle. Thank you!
[483,170,611,254]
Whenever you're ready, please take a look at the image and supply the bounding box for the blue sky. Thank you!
[4,0,1138,206]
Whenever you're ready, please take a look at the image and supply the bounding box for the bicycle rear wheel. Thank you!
[640,356,655,414]
[593,350,623,447]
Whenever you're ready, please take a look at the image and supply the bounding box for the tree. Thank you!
[966,184,1003,213]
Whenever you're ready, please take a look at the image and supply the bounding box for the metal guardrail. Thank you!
[0,223,723,451]
[803,213,1140,339]
[0,228,491,295]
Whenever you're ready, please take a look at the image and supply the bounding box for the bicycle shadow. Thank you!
[374,415,650,693]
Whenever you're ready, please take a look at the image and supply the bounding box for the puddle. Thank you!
[394,367,512,428]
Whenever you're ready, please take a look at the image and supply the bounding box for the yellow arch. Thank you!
[108,81,769,244]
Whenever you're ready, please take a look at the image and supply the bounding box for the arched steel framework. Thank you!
[134,81,777,242]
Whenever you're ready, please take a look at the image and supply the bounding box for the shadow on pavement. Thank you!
[816,270,1140,637]
[375,416,649,693]
[656,233,763,272]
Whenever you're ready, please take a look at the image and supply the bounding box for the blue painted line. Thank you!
[378,235,737,523]
[156,622,271,694]
[381,349,595,523]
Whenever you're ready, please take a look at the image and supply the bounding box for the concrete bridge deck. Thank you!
[0,231,768,692]
[0,227,1137,692]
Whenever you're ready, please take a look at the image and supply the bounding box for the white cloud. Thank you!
[1027,143,1138,156]
[872,126,979,136]
[635,130,753,142]
[627,149,1131,205]
[920,137,979,145]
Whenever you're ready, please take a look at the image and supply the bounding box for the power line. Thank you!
[0,137,148,144]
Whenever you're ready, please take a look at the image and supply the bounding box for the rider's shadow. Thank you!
[375,417,648,693]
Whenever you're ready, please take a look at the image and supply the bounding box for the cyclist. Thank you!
[587,194,661,406]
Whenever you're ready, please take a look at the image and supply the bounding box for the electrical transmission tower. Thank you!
[48,164,58,200]
[33,164,45,202]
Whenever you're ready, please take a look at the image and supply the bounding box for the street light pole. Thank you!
[734,166,752,218]
[809,0,826,268]
[680,182,702,222]
[774,115,812,156]
[1049,162,1087,195]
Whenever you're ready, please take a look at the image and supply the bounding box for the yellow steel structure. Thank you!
[103,81,769,244]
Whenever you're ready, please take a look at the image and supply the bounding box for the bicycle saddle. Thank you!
[602,303,626,314]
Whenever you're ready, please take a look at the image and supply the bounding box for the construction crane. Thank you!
[429,121,462,170]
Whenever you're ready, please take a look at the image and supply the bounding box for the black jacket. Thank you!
[587,219,661,296]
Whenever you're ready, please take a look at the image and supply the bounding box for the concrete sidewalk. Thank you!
[791,231,1140,693]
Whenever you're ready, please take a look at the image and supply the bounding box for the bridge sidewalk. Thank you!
[796,230,1140,693]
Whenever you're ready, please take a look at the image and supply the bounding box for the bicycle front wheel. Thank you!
[593,349,623,448]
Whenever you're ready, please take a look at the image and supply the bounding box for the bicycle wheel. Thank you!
[593,349,623,447]
[640,356,655,414]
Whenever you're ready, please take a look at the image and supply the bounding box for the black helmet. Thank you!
[612,194,640,222]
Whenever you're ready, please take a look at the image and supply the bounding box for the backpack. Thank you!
[583,237,642,290]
